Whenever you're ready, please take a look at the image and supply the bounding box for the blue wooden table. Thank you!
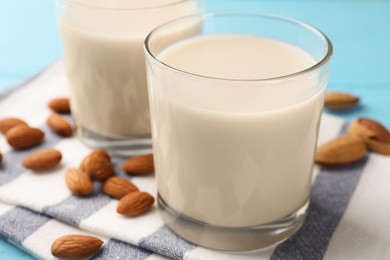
[1,0,389,258]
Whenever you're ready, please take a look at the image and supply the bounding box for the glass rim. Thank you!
[144,11,333,83]
[58,0,193,12]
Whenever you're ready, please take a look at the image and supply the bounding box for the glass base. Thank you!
[158,194,308,251]
[76,125,152,156]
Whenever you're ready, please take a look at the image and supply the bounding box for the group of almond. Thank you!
[0,97,156,258]
[316,92,390,166]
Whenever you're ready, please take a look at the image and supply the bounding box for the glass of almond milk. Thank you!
[145,12,333,251]
[55,0,202,155]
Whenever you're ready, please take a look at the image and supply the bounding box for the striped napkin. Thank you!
[1,62,389,260]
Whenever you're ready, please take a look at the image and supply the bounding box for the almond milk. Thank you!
[58,0,200,137]
[149,35,325,227]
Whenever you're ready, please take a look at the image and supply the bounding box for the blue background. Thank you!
[0,0,389,258]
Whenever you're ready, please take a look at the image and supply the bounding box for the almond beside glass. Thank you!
[117,191,154,216]
[48,97,71,113]
[22,149,62,170]
[0,117,28,134]
[6,125,44,149]
[121,154,154,175]
[348,118,390,155]
[324,91,359,110]
[315,135,367,166]
[51,234,103,258]
[103,176,139,199]
[65,168,93,196]
[47,113,73,137]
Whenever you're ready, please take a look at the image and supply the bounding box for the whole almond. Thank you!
[324,92,359,110]
[23,149,62,170]
[80,149,110,171]
[47,113,73,137]
[121,154,154,175]
[0,118,28,134]
[51,235,103,258]
[365,139,390,155]
[359,118,390,143]
[6,125,44,149]
[315,135,367,166]
[348,119,376,140]
[65,168,93,196]
[48,97,71,113]
[103,177,138,199]
[117,191,154,216]
[81,156,114,181]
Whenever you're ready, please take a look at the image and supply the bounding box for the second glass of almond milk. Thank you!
[145,13,333,251]
[55,0,202,155]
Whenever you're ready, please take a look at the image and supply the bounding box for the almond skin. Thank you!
[103,176,139,199]
[324,92,359,110]
[0,118,28,134]
[51,235,103,258]
[121,154,154,175]
[315,135,367,166]
[117,191,154,216]
[47,113,73,137]
[6,125,44,149]
[81,155,114,181]
[65,168,93,196]
[359,118,390,143]
[22,149,62,170]
[48,97,71,113]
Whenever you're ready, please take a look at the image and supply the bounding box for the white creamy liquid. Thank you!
[59,0,199,137]
[152,35,325,227]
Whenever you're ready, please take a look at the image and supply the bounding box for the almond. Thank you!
[48,97,71,113]
[47,113,73,137]
[121,154,154,175]
[6,125,44,149]
[65,168,93,196]
[51,234,103,258]
[103,176,138,199]
[315,135,367,166]
[358,118,390,143]
[117,191,154,216]
[365,139,390,155]
[81,155,113,181]
[80,149,110,171]
[348,119,376,140]
[324,92,359,110]
[22,149,62,170]
[0,117,28,134]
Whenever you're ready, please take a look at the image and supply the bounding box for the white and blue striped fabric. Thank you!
[0,62,389,260]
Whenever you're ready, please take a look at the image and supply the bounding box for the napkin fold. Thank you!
[0,62,389,260]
